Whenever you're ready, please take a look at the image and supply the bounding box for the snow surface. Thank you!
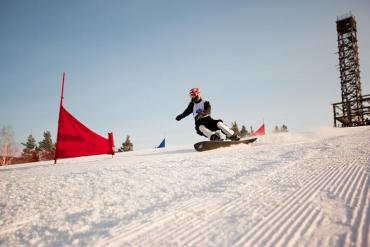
[0,126,369,247]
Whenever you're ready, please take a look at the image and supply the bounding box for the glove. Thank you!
[176,114,183,121]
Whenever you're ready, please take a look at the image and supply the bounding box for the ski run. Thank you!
[0,126,369,247]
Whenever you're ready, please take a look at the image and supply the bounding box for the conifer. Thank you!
[118,135,134,152]
[21,134,39,162]
[38,131,55,160]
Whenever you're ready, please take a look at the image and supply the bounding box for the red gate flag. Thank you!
[252,123,265,137]
[55,106,115,159]
[54,73,115,162]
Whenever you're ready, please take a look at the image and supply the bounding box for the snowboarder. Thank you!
[176,88,240,141]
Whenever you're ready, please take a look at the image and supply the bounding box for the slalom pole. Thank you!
[54,72,66,164]
[60,72,65,107]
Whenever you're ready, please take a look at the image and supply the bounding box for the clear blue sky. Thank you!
[1,0,369,150]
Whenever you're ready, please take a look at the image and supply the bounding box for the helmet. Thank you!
[189,88,201,99]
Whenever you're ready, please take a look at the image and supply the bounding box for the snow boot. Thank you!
[210,133,221,141]
[228,134,240,141]
[217,122,235,137]
[199,125,222,141]
[216,122,240,141]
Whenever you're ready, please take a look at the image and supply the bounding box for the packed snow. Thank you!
[0,126,369,247]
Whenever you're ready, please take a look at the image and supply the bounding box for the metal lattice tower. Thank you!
[336,14,364,126]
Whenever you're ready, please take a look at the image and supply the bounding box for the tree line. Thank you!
[273,125,288,133]
[21,131,55,163]
[230,121,288,137]
[0,125,135,166]
[1,123,289,165]
[0,126,55,165]
[230,121,254,138]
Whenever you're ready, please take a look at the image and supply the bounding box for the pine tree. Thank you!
[240,125,249,138]
[118,135,134,152]
[250,126,254,135]
[38,131,55,161]
[21,134,39,162]
[281,125,288,132]
[231,121,240,136]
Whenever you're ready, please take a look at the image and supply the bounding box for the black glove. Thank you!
[176,114,183,121]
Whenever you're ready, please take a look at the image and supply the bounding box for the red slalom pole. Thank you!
[54,72,66,164]
[60,72,65,107]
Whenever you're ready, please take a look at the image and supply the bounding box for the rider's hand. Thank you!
[195,112,205,121]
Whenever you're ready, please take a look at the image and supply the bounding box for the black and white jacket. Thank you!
[177,98,211,122]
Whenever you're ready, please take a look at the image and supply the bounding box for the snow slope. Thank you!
[0,126,369,247]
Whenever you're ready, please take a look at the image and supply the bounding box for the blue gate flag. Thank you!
[157,138,165,148]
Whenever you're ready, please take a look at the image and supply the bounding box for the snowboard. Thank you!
[194,138,257,152]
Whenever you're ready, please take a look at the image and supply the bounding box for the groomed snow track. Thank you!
[0,127,369,246]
